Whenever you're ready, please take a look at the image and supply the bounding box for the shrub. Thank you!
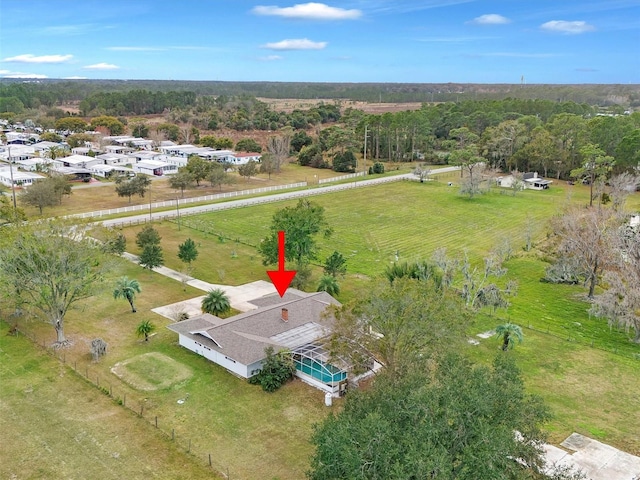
[249,346,296,392]
[372,162,385,174]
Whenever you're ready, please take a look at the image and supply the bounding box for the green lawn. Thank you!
[125,179,589,285]
[0,327,218,480]
[2,178,639,480]
[4,257,341,480]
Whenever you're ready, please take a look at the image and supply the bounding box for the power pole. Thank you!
[363,125,368,175]
[7,145,17,209]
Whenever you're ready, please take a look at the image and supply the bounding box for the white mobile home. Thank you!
[133,159,177,176]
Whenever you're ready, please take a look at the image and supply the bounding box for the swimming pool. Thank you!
[295,357,347,384]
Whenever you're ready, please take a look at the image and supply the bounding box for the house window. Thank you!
[224,356,236,363]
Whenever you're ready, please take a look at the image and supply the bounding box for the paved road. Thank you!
[100,167,460,227]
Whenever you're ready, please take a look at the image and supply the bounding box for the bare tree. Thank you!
[413,163,431,183]
[267,127,293,173]
[549,206,619,298]
[609,172,640,213]
[591,220,640,342]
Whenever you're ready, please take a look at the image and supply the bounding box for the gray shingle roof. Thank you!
[167,291,340,365]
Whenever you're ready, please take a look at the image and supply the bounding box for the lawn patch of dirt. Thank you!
[111,352,192,391]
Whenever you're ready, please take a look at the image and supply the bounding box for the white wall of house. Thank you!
[178,335,250,378]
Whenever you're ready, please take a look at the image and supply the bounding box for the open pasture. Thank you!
[135,179,588,280]
[0,328,217,480]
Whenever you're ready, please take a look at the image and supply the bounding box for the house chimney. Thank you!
[281,308,289,322]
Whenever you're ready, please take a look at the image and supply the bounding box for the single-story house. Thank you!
[128,150,161,163]
[71,146,100,156]
[497,172,552,190]
[102,135,154,150]
[61,154,101,169]
[50,166,92,181]
[523,172,552,190]
[32,141,64,153]
[15,158,63,172]
[104,145,135,155]
[89,164,135,178]
[158,144,236,162]
[133,159,177,176]
[0,165,45,187]
[167,290,368,395]
[0,145,36,162]
[97,153,131,165]
[231,152,262,166]
[158,155,189,169]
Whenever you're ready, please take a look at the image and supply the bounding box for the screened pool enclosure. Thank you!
[292,343,348,390]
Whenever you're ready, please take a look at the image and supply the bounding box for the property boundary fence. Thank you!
[105,175,413,228]
[5,323,235,479]
[70,182,307,219]
[318,171,365,184]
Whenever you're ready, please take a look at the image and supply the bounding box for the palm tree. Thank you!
[136,320,155,342]
[495,323,523,351]
[201,288,231,316]
[317,275,340,296]
[113,276,141,313]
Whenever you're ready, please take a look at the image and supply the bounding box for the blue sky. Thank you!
[1,0,638,84]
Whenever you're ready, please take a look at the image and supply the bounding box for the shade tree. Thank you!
[168,170,196,197]
[309,353,550,480]
[328,278,470,376]
[0,219,108,345]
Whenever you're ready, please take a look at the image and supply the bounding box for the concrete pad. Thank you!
[554,433,640,480]
[544,444,570,465]
[186,279,226,292]
[152,297,205,320]
[476,330,495,339]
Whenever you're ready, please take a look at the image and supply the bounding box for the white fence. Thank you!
[104,175,413,228]
[71,182,307,219]
[318,171,366,184]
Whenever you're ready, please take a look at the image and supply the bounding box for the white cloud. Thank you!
[541,20,595,34]
[252,2,361,20]
[261,38,327,50]
[2,73,48,79]
[468,14,510,25]
[3,54,73,64]
[259,55,284,61]
[63,76,88,79]
[83,62,120,70]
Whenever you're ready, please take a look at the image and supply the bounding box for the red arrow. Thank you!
[267,230,297,297]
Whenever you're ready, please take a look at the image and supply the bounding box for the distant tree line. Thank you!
[2,79,639,109]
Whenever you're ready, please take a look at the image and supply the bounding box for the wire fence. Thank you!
[6,323,235,479]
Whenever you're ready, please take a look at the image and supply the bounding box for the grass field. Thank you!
[2,175,639,478]
[122,178,588,281]
[3,258,340,480]
[0,328,218,480]
[19,161,373,218]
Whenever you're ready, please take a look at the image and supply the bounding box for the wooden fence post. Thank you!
[209,454,212,467]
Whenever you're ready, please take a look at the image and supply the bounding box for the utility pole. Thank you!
[363,125,368,175]
[7,145,17,209]
[176,196,181,231]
